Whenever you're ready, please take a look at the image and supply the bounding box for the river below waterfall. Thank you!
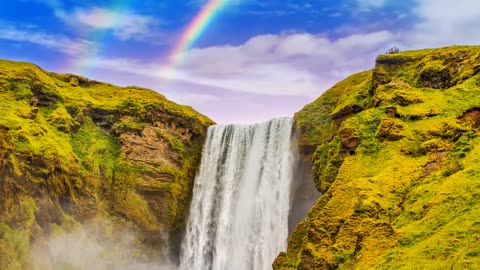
[179,118,296,270]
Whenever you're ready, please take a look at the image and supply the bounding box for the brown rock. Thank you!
[120,126,180,168]
[385,107,397,118]
[376,118,406,141]
[339,126,360,151]
[458,108,480,129]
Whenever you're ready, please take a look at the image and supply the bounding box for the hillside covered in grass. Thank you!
[0,59,214,269]
[274,46,480,269]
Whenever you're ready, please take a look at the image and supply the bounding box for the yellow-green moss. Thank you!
[0,224,30,270]
[278,46,480,269]
[0,59,214,269]
[295,71,373,146]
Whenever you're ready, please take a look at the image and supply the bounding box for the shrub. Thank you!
[386,46,401,54]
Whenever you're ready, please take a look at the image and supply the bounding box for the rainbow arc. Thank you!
[68,0,229,84]
[160,0,228,81]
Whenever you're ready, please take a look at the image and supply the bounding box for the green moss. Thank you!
[278,45,480,270]
[0,224,30,270]
[312,136,344,192]
[294,70,373,146]
[70,117,120,178]
[113,116,146,134]
[47,106,80,132]
[334,248,355,264]
[169,136,186,154]
[0,58,214,269]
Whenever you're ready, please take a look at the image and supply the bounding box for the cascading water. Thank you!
[179,118,296,270]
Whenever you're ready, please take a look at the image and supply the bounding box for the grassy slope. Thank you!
[0,60,214,269]
[274,46,480,269]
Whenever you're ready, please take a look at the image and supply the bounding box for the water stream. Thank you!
[179,118,296,270]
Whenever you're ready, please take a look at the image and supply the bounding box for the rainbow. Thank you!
[161,0,228,78]
[67,0,228,82]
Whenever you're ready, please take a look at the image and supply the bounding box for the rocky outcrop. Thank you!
[0,59,214,269]
[275,46,480,269]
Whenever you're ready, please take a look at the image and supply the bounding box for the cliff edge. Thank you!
[0,59,214,269]
[275,46,480,269]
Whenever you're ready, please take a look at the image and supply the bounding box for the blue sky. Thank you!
[1,0,479,123]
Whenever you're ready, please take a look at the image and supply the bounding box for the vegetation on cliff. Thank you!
[275,46,480,269]
[0,59,214,269]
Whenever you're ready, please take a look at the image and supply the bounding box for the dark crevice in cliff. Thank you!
[289,126,320,234]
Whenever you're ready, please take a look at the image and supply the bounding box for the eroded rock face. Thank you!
[417,65,452,89]
[0,59,214,269]
[339,126,360,151]
[121,126,180,168]
[376,118,406,141]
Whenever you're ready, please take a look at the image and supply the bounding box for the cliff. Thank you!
[0,59,214,269]
[274,46,480,269]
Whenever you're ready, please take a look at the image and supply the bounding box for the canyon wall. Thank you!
[0,59,214,269]
[275,46,480,269]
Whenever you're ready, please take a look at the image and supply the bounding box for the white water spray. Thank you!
[180,118,296,270]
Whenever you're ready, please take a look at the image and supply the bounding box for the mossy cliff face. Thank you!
[0,59,214,269]
[274,46,480,269]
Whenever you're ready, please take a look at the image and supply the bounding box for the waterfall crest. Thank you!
[179,118,296,270]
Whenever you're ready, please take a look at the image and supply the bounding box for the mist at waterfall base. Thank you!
[180,118,297,270]
[28,118,296,270]
[28,219,175,270]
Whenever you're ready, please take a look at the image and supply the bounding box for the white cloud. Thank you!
[185,31,394,96]
[404,0,480,48]
[69,7,158,40]
[73,30,395,98]
[26,1,159,41]
[63,0,479,104]
[0,23,94,55]
[69,0,480,124]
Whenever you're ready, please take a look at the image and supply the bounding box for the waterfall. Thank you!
[179,118,296,270]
